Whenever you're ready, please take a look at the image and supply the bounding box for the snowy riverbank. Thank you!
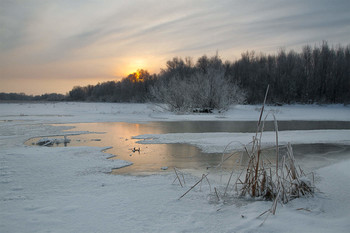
[1,102,350,232]
[1,102,350,124]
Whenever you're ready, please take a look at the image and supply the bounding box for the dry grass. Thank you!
[176,85,315,217]
[226,86,314,214]
[230,141,315,214]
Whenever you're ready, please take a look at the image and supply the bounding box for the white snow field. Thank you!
[1,102,350,233]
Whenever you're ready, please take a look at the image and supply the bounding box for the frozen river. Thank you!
[26,120,350,175]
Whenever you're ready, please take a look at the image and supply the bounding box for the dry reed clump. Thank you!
[176,85,315,217]
[225,85,315,214]
[230,141,315,215]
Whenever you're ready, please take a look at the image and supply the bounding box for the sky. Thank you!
[0,0,349,95]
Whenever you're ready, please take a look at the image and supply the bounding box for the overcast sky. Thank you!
[1,0,349,95]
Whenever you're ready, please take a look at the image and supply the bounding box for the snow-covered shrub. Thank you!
[150,67,245,112]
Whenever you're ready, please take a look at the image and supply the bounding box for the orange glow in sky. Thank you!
[123,59,147,77]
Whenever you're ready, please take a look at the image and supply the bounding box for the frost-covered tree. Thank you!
[151,55,246,112]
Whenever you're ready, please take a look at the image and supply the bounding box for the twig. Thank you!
[174,167,183,187]
[257,209,271,218]
[259,210,271,227]
[214,187,220,201]
[257,85,270,134]
[172,176,178,184]
[181,172,186,185]
[224,166,236,196]
[296,208,311,212]
[178,174,208,200]
[204,175,212,192]
[271,186,281,215]
[273,114,279,178]
[200,174,206,191]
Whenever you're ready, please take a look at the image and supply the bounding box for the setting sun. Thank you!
[111,57,156,82]
[124,59,147,77]
[127,69,150,83]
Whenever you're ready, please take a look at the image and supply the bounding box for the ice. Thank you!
[36,136,71,146]
[134,130,350,153]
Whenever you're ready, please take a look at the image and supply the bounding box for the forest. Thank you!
[1,42,349,110]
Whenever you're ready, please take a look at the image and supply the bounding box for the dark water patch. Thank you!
[290,143,350,170]
[146,121,350,133]
[24,121,350,175]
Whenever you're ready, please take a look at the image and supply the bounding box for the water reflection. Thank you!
[25,121,350,175]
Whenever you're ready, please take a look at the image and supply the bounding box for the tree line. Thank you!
[0,92,65,102]
[67,69,156,102]
[229,42,350,104]
[2,42,349,109]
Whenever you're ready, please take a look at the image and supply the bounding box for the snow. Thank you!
[1,102,349,124]
[1,102,350,233]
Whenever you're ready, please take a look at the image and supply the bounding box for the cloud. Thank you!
[0,0,46,51]
[1,0,349,94]
[2,0,349,59]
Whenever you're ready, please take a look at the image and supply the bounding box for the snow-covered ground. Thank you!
[1,102,350,233]
[1,102,350,123]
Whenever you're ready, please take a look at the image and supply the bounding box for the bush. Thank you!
[151,60,245,112]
